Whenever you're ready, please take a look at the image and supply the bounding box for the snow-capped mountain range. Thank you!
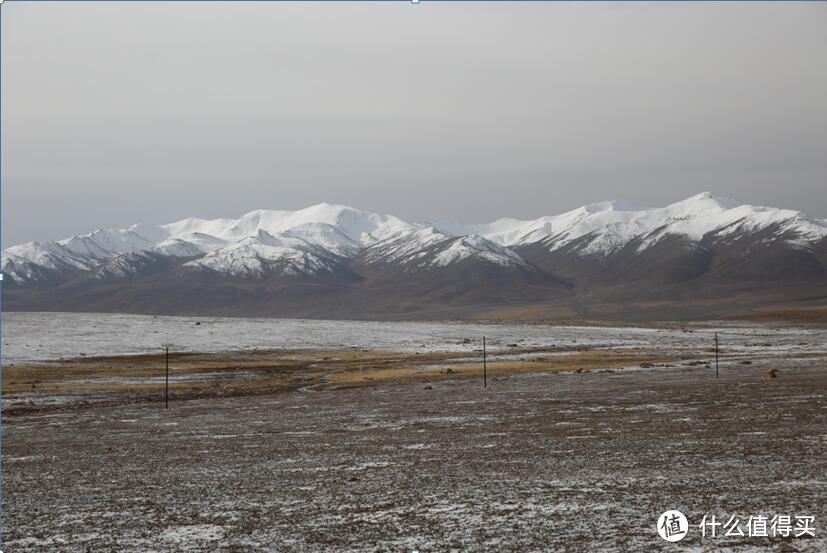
[4,192,827,320]
[3,203,416,284]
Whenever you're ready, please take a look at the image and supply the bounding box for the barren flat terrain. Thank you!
[2,316,827,551]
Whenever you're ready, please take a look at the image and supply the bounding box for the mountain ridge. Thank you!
[4,192,827,321]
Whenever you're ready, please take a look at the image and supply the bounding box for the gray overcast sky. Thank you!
[2,1,826,245]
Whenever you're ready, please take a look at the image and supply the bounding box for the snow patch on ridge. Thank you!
[185,230,345,278]
[362,227,531,270]
[431,235,530,268]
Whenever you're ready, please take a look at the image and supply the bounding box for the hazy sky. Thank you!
[2,1,826,245]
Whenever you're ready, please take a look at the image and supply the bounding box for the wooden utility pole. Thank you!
[483,336,487,389]
[714,333,719,379]
[165,346,170,409]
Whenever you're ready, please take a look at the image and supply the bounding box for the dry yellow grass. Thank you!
[734,305,827,324]
[3,346,693,406]
[328,348,677,386]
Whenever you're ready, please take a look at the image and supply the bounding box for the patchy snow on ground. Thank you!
[4,312,825,364]
[160,524,226,547]
[6,362,825,552]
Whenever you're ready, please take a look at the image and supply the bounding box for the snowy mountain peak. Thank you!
[127,223,171,243]
[361,227,531,270]
[182,203,417,247]
[580,199,641,214]
[185,228,344,278]
[665,191,741,215]
[432,234,531,269]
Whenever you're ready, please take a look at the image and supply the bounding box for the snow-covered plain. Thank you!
[3,311,825,364]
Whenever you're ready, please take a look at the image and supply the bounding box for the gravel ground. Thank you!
[3,357,826,552]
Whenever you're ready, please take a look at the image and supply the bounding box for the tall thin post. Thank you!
[483,336,487,389]
[714,333,719,379]
[165,346,170,409]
